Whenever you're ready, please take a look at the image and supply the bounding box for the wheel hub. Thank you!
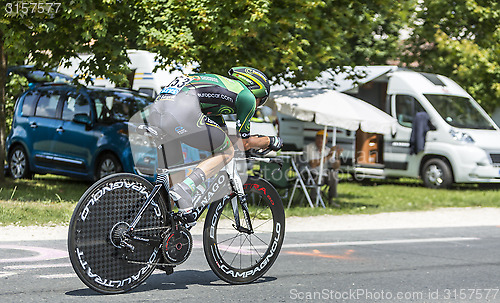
[426,165,443,185]
[100,159,116,177]
[11,150,26,178]
[109,222,131,248]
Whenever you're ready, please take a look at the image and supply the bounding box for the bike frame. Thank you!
[125,144,272,238]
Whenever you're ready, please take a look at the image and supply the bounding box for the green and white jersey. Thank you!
[158,73,256,138]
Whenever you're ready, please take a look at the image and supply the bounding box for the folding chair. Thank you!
[285,152,326,209]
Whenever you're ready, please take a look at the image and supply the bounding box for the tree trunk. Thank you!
[0,31,7,182]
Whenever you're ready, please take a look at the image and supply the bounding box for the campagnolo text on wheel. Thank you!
[67,67,286,294]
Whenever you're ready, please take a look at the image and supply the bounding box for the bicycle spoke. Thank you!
[252,218,273,231]
[228,234,244,267]
[243,233,263,260]
[221,211,236,222]
[251,232,270,247]
[219,233,239,258]
[203,177,285,284]
[216,233,240,245]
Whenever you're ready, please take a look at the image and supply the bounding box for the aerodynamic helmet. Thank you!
[228,67,271,106]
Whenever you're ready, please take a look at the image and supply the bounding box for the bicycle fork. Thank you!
[225,159,254,234]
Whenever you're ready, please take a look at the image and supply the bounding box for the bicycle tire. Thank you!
[68,173,169,294]
[203,177,285,284]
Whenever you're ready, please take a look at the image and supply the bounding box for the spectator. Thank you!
[303,130,343,206]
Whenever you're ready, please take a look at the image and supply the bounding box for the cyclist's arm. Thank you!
[234,90,256,140]
[242,136,270,151]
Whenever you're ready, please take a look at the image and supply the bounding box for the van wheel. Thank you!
[8,146,33,179]
[96,153,122,180]
[422,158,453,189]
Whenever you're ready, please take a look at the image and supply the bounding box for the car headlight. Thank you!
[449,129,475,143]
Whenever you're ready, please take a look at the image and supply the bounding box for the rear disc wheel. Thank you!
[68,173,168,294]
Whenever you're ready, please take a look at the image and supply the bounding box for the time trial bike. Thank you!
[67,126,285,294]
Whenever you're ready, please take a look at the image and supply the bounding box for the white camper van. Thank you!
[277,66,500,188]
[57,50,190,97]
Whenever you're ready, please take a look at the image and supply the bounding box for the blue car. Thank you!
[6,83,154,181]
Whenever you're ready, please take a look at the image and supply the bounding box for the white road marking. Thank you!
[4,263,71,270]
[280,237,480,249]
[0,271,18,278]
[38,274,75,279]
[0,245,67,263]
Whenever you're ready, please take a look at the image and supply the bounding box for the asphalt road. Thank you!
[1,226,500,302]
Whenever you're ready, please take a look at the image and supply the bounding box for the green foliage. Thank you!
[5,74,29,134]
[137,0,407,84]
[1,0,136,83]
[404,0,500,113]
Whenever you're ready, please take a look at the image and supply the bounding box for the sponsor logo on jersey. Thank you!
[197,92,234,103]
[192,75,220,83]
[175,126,187,135]
[156,94,174,101]
[160,87,181,95]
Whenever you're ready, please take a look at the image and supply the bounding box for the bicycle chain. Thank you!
[125,259,175,267]
[125,225,192,267]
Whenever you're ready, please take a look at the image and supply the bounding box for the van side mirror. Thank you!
[73,113,93,129]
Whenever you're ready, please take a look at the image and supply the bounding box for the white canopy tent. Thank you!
[273,88,397,206]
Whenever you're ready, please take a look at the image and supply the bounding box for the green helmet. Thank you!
[228,67,271,106]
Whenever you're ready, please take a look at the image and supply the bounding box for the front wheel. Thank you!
[203,177,285,284]
[421,158,453,189]
[68,173,168,294]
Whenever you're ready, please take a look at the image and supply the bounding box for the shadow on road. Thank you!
[65,269,277,296]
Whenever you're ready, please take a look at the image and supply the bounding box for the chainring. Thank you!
[161,225,193,265]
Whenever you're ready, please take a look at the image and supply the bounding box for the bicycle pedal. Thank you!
[184,221,196,228]
[157,264,175,275]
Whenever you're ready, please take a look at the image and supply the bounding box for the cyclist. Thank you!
[147,67,283,222]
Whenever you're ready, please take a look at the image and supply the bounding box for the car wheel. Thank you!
[96,153,122,180]
[9,146,33,179]
[422,158,453,189]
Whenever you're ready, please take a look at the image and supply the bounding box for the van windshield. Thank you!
[425,94,495,130]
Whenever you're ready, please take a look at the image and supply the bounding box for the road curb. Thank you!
[1,207,499,241]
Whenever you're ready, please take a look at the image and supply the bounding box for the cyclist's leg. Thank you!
[147,104,185,185]
[171,116,234,212]
[148,97,234,214]
[182,116,235,178]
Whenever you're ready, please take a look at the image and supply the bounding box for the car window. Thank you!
[62,93,91,121]
[34,90,61,118]
[90,90,152,123]
[395,95,425,128]
[21,91,40,116]
[138,88,156,98]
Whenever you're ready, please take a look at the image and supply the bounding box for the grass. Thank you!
[0,175,89,225]
[1,174,500,225]
[283,177,500,216]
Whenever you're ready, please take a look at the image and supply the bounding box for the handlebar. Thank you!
[246,147,273,157]
[136,124,161,138]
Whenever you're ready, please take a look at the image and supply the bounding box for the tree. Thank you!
[0,0,138,181]
[1,0,409,181]
[136,0,409,84]
[404,0,500,113]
